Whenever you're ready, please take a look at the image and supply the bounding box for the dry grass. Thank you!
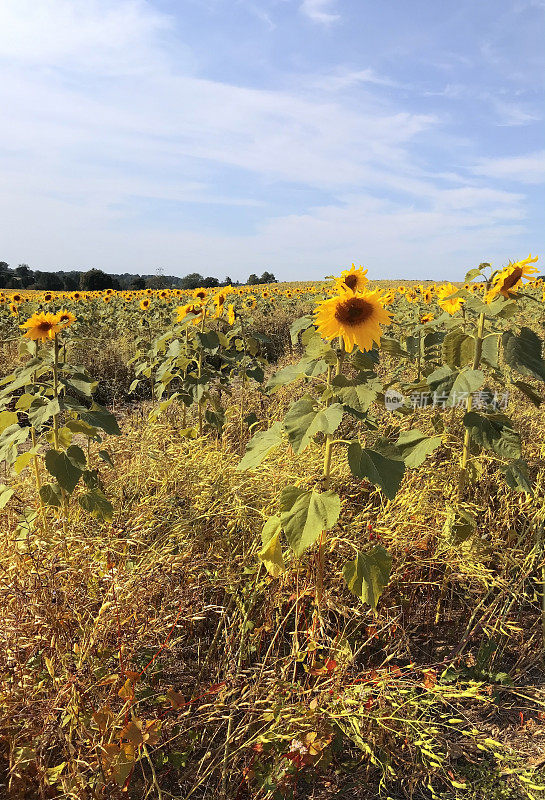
[2,375,545,798]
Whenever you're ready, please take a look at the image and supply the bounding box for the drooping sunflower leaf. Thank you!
[442,329,474,370]
[238,421,284,471]
[280,487,340,557]
[511,380,542,407]
[283,398,343,454]
[395,430,443,468]
[503,327,545,382]
[258,515,285,576]
[290,316,314,345]
[78,489,113,522]
[39,483,63,508]
[342,545,392,609]
[463,412,521,460]
[501,459,533,494]
[347,443,405,500]
[443,505,477,545]
[44,449,82,495]
[447,369,485,406]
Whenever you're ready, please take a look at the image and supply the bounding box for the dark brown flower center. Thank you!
[37,321,53,332]
[501,267,523,292]
[344,274,358,290]
[335,297,373,327]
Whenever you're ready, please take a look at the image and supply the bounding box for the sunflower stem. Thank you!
[53,334,69,532]
[32,341,49,535]
[197,312,206,436]
[317,340,344,625]
[458,308,486,497]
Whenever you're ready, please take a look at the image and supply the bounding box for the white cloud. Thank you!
[312,68,397,91]
[300,0,339,25]
[472,151,545,184]
[0,0,175,75]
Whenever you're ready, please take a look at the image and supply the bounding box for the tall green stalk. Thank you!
[317,339,345,616]
[458,309,486,496]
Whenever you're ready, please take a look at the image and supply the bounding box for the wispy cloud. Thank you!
[300,0,339,25]
[472,151,545,184]
[312,68,397,91]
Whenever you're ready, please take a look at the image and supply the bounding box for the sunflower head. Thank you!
[485,254,539,303]
[436,283,464,315]
[20,312,62,342]
[140,298,151,311]
[337,264,369,293]
[227,304,236,325]
[192,288,208,302]
[56,309,76,327]
[420,313,434,324]
[315,287,391,353]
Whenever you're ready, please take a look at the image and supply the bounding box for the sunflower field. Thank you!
[1,257,545,800]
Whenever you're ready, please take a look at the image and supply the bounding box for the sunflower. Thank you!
[56,309,76,327]
[337,264,369,294]
[422,288,433,303]
[214,291,228,306]
[192,288,208,302]
[436,283,464,315]
[176,302,205,324]
[420,313,434,324]
[10,302,19,316]
[243,295,257,309]
[11,293,22,303]
[20,311,62,342]
[485,254,539,303]
[227,304,235,325]
[140,298,151,311]
[381,289,396,306]
[315,287,391,353]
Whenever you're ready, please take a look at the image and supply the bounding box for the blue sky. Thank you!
[0,0,543,281]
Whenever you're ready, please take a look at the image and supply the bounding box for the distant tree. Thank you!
[130,276,146,290]
[260,271,277,284]
[15,264,34,288]
[80,269,120,291]
[223,276,233,286]
[179,272,206,290]
[247,273,260,285]
[145,275,170,289]
[32,271,62,290]
[0,262,9,289]
[202,276,220,288]
[62,272,80,291]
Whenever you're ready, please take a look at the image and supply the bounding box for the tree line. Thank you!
[0,263,277,291]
